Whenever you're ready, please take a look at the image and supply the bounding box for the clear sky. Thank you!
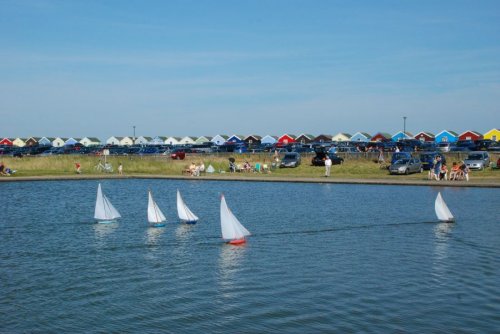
[1,0,499,140]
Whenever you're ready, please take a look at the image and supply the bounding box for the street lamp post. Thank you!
[133,125,136,142]
[403,116,407,139]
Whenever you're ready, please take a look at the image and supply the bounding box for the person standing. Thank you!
[324,156,332,177]
[118,162,123,175]
[433,156,442,181]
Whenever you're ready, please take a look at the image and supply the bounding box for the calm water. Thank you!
[1,179,499,333]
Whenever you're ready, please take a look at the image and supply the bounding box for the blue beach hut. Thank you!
[226,135,244,144]
[392,131,413,142]
[350,132,371,142]
[435,130,459,143]
[261,135,278,145]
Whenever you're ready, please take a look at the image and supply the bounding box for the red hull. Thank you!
[228,238,246,245]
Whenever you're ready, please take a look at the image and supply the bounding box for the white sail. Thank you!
[177,190,199,222]
[220,195,251,240]
[148,190,167,224]
[435,192,454,222]
[94,183,121,221]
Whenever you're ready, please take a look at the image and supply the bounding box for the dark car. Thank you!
[453,140,476,152]
[488,141,500,152]
[475,139,494,151]
[316,154,343,166]
[391,152,412,164]
[279,152,301,168]
[311,148,344,166]
[389,157,423,175]
[419,152,447,171]
[138,146,160,155]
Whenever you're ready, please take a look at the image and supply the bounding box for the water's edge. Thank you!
[1,174,499,188]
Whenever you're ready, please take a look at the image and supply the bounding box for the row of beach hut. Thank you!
[1,129,499,148]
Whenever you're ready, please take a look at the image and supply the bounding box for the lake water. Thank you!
[1,179,499,333]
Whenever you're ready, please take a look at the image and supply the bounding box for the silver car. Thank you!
[464,151,490,170]
[389,157,423,175]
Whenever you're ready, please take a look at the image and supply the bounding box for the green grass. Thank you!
[1,153,499,182]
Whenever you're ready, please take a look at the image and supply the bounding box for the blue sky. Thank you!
[1,0,499,140]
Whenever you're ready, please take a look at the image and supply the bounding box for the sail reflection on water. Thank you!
[145,226,165,246]
[217,245,247,296]
[432,222,454,280]
[175,224,194,242]
[93,221,118,239]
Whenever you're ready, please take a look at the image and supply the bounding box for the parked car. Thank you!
[437,142,452,152]
[419,152,447,171]
[311,151,344,166]
[389,157,423,175]
[475,139,494,151]
[420,142,437,151]
[487,142,500,152]
[138,146,160,155]
[338,146,359,153]
[170,149,186,160]
[391,152,412,164]
[280,152,301,168]
[464,151,490,170]
[453,140,476,152]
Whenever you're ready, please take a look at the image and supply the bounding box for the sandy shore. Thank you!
[1,174,499,188]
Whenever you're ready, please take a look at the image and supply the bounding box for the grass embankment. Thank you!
[1,152,499,182]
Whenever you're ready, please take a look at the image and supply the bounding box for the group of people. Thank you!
[230,160,270,173]
[0,161,15,176]
[429,156,469,181]
[186,162,205,176]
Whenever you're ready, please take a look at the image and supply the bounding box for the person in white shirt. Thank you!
[324,156,332,177]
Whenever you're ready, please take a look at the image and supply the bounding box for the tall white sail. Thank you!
[220,195,251,240]
[148,190,167,224]
[94,183,121,221]
[435,192,454,222]
[177,190,199,222]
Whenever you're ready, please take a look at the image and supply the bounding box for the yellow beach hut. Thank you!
[483,128,500,142]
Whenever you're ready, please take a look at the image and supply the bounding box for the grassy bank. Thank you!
[1,153,499,182]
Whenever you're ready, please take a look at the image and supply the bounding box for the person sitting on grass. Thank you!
[75,162,82,174]
[457,161,470,181]
[439,163,448,180]
[449,162,460,180]
[0,162,16,176]
[0,161,7,175]
[197,163,205,175]
[243,161,252,172]
[188,162,197,176]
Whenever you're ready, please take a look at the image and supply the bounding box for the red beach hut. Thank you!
[277,134,296,146]
[458,130,483,141]
[0,138,13,146]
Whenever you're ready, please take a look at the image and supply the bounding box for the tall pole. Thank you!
[133,125,136,143]
[403,116,407,139]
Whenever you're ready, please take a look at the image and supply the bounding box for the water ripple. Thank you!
[1,180,499,332]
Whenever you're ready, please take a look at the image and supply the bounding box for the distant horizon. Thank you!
[1,1,499,138]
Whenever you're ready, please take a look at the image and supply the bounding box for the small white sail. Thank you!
[435,192,454,222]
[220,195,251,241]
[94,183,121,221]
[177,190,199,223]
[147,190,166,224]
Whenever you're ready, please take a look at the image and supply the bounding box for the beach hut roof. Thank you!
[244,134,262,140]
[436,130,458,137]
[459,130,482,137]
[416,131,435,137]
